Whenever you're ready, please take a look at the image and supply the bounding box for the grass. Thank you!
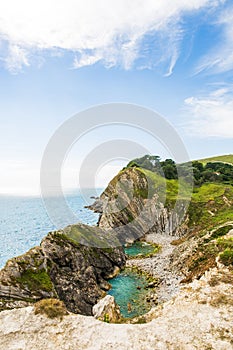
[219,249,233,266]
[217,237,233,249]
[216,237,233,265]
[138,167,192,206]
[188,184,233,229]
[187,242,218,275]
[34,298,68,319]
[183,230,233,282]
[16,269,54,292]
[198,154,233,165]
[62,224,120,248]
[104,166,233,232]
[191,183,226,203]
[203,225,233,243]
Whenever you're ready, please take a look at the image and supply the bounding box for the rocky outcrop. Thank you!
[88,167,189,242]
[0,225,126,315]
[0,266,232,350]
[92,295,121,323]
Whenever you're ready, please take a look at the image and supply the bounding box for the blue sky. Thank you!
[0,0,232,194]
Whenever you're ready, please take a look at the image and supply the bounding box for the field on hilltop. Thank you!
[198,154,233,165]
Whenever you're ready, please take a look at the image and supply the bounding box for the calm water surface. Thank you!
[0,189,101,268]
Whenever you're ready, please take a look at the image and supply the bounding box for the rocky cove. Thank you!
[0,167,187,320]
[0,162,233,348]
[107,236,182,318]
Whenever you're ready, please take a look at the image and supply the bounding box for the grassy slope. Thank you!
[138,168,192,203]
[117,166,233,231]
[198,154,233,165]
[86,163,233,279]
[189,183,233,229]
[136,167,233,277]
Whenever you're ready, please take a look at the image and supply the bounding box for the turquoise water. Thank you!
[108,269,151,318]
[0,189,101,268]
[124,241,157,257]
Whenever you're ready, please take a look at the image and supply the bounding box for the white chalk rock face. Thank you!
[92,295,121,323]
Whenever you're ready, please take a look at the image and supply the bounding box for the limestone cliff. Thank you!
[89,165,233,283]
[0,224,126,315]
[88,167,189,242]
[0,265,232,349]
[1,162,233,320]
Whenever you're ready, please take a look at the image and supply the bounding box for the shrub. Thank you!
[219,249,233,266]
[34,298,68,319]
[16,269,53,292]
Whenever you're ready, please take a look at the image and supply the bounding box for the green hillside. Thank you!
[100,155,233,281]
[133,166,233,280]
[198,154,233,165]
[126,154,233,186]
[139,167,233,230]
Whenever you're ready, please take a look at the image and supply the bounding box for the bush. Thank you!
[34,298,68,319]
[219,249,233,266]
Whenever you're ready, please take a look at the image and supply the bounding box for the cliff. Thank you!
[0,265,233,349]
[1,158,233,326]
[0,224,126,315]
[88,167,189,242]
[89,165,233,283]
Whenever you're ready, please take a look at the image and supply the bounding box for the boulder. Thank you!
[93,295,121,323]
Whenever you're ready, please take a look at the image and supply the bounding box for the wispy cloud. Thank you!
[0,0,220,73]
[183,86,233,138]
[196,4,233,74]
[3,44,30,74]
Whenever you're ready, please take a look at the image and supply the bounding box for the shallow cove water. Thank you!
[108,268,151,319]
[124,241,156,257]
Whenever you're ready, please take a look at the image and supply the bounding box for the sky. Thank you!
[0,0,233,195]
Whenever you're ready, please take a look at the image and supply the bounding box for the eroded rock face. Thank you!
[88,167,189,242]
[0,228,126,315]
[0,266,232,350]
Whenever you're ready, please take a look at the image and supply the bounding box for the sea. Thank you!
[0,189,152,318]
[0,189,102,268]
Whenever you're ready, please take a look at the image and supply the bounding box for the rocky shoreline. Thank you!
[0,163,233,348]
[127,232,185,303]
[1,265,233,349]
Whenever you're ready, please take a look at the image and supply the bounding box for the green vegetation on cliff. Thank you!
[16,269,53,293]
[123,154,233,231]
[126,154,233,186]
[108,155,233,281]
[199,154,233,165]
[181,223,233,282]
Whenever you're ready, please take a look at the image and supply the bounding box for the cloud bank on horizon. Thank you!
[0,0,230,75]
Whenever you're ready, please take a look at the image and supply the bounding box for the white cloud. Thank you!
[4,44,30,73]
[183,86,233,138]
[0,0,219,73]
[196,5,233,74]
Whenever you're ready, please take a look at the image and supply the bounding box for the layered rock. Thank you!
[88,167,189,242]
[0,225,126,315]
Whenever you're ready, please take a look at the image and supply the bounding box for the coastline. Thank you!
[127,232,185,303]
